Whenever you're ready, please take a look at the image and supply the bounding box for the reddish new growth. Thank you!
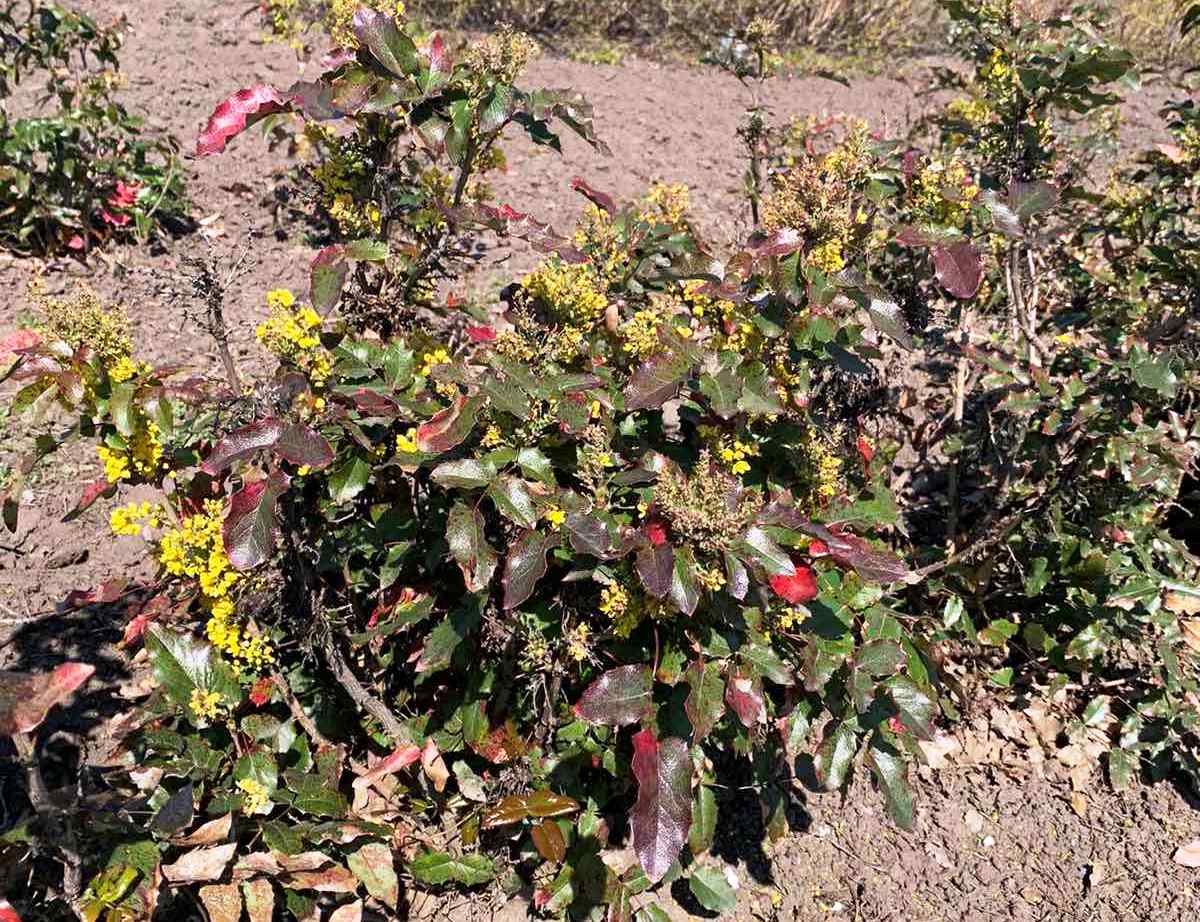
[769,563,818,603]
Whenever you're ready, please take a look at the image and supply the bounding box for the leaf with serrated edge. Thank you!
[574,665,653,727]
[502,530,552,610]
[630,729,692,883]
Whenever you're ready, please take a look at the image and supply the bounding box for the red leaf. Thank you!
[644,519,670,547]
[63,476,116,522]
[808,540,830,557]
[196,85,289,157]
[416,395,481,454]
[571,176,617,215]
[352,745,422,793]
[630,729,692,883]
[636,542,674,599]
[222,471,291,571]
[573,665,653,727]
[932,241,983,299]
[64,577,129,610]
[466,325,497,343]
[725,673,766,727]
[0,663,95,736]
[249,678,274,707]
[202,418,284,475]
[769,564,818,604]
[0,900,22,922]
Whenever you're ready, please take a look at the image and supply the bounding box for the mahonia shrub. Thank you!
[1,7,941,920]
[0,2,189,254]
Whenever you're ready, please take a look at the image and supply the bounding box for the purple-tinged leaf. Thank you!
[1007,180,1058,221]
[636,542,674,599]
[427,33,452,80]
[724,673,765,727]
[344,389,402,417]
[0,663,94,736]
[202,419,284,475]
[447,502,497,594]
[746,227,804,258]
[723,552,749,600]
[311,246,349,313]
[502,529,552,610]
[630,730,692,883]
[62,477,116,523]
[684,661,725,741]
[893,224,965,248]
[352,8,420,78]
[274,424,334,470]
[531,820,567,864]
[670,547,700,616]
[196,85,289,157]
[570,176,616,215]
[223,471,290,571]
[449,203,589,263]
[886,675,935,740]
[932,242,983,299]
[565,513,612,558]
[416,395,482,454]
[574,665,653,727]
[825,531,910,584]
[624,352,694,411]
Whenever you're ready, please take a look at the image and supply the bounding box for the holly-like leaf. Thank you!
[145,626,240,719]
[502,529,552,610]
[855,640,906,677]
[740,527,795,576]
[636,542,674,599]
[310,246,349,313]
[815,720,859,791]
[352,8,420,78]
[481,790,580,829]
[202,418,284,474]
[416,395,482,454]
[347,843,398,910]
[932,241,983,299]
[162,843,237,883]
[886,676,935,740]
[866,734,914,829]
[565,513,612,557]
[0,663,94,736]
[724,673,765,727]
[624,352,693,411]
[574,665,653,727]
[689,785,717,856]
[274,424,334,470]
[242,880,274,922]
[684,661,726,741]
[530,821,567,864]
[223,470,291,571]
[670,547,700,616]
[741,642,794,686]
[197,85,289,157]
[408,851,494,887]
[447,502,497,593]
[688,865,737,914]
[432,458,497,489]
[630,730,692,884]
[487,476,540,529]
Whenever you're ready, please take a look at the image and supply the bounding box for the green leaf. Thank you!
[145,626,240,722]
[328,455,370,505]
[688,865,738,914]
[886,676,936,740]
[689,785,717,856]
[670,546,701,616]
[447,502,498,593]
[353,8,420,78]
[516,447,556,485]
[739,527,795,576]
[348,842,398,909]
[284,772,347,818]
[408,850,494,887]
[487,476,539,528]
[855,640,906,678]
[502,529,552,610]
[417,603,482,676]
[624,351,694,411]
[684,660,726,741]
[815,720,859,790]
[699,363,742,419]
[1108,748,1137,791]
[866,733,914,829]
[741,641,794,686]
[432,458,497,489]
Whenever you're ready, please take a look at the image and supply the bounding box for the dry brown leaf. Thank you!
[282,863,359,893]
[1070,791,1088,818]
[198,884,242,922]
[330,900,364,922]
[234,852,282,879]
[1023,701,1062,747]
[172,813,232,847]
[1165,592,1200,616]
[917,732,962,770]
[989,706,1031,743]
[1181,619,1200,654]
[242,878,275,922]
[1054,743,1087,768]
[162,842,236,884]
[1173,839,1200,868]
[421,739,449,793]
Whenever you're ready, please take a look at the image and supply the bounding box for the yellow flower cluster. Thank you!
[522,260,609,327]
[237,777,271,815]
[620,307,665,360]
[911,158,980,228]
[599,582,638,637]
[480,425,504,448]
[420,347,451,377]
[564,623,591,662]
[33,281,132,365]
[638,182,691,230]
[807,237,847,275]
[256,291,332,387]
[946,96,991,127]
[326,0,405,48]
[396,427,419,453]
[110,501,162,536]
[189,688,223,722]
[696,566,726,591]
[107,355,150,383]
[329,194,383,237]
[571,204,629,283]
[794,428,844,510]
[96,420,164,484]
[544,505,567,530]
[719,438,758,477]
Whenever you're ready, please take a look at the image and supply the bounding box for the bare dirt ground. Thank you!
[2,2,1197,919]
